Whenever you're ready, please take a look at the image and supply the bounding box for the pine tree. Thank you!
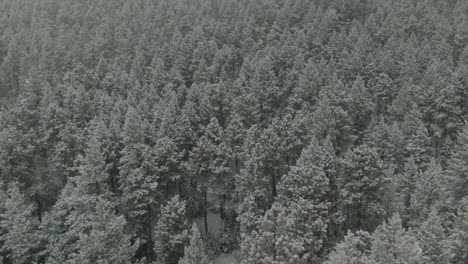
[69,199,140,264]
[277,139,332,261]
[408,160,446,227]
[236,125,282,231]
[288,60,323,109]
[450,198,468,264]
[0,125,35,184]
[311,95,353,155]
[187,117,231,235]
[324,230,372,264]
[402,106,431,166]
[0,182,44,264]
[348,76,374,142]
[154,196,191,264]
[342,145,388,231]
[76,118,112,199]
[119,105,160,259]
[397,158,419,225]
[445,123,468,210]
[241,140,331,264]
[0,36,21,94]
[43,118,113,263]
[416,208,451,264]
[370,214,422,264]
[240,203,290,264]
[367,119,406,173]
[178,224,209,264]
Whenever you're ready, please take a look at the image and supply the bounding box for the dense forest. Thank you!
[0,0,467,263]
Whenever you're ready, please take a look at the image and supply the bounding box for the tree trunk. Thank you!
[146,206,155,260]
[204,188,208,236]
[271,172,277,198]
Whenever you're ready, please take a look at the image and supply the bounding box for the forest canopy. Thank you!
[0,0,468,263]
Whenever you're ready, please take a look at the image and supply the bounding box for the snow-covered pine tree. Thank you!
[450,198,468,264]
[0,182,44,264]
[324,230,372,264]
[119,105,160,259]
[178,223,209,264]
[408,160,446,227]
[187,117,231,235]
[69,198,140,264]
[342,145,387,231]
[241,139,331,264]
[370,214,422,264]
[154,196,191,264]
[445,123,468,210]
[416,208,451,264]
[43,118,113,264]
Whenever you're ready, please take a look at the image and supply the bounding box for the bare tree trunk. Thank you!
[204,188,208,236]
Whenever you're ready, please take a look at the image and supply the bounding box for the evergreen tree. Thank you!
[311,95,353,154]
[69,199,140,264]
[367,119,406,173]
[178,224,209,264]
[43,118,113,263]
[154,196,190,264]
[187,117,231,235]
[324,230,372,264]
[236,125,282,231]
[450,198,468,264]
[416,208,451,264]
[342,145,388,231]
[401,106,431,166]
[119,105,160,259]
[445,123,468,209]
[0,182,44,264]
[397,158,420,225]
[408,160,446,227]
[0,36,21,94]
[370,214,422,264]
[348,76,374,142]
[241,140,331,264]
[0,125,35,184]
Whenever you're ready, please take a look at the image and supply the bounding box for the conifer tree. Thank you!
[187,117,231,235]
[450,198,468,264]
[397,158,419,225]
[370,214,422,264]
[0,36,21,94]
[342,145,387,231]
[416,208,451,264]
[43,118,114,264]
[154,196,191,264]
[348,76,374,142]
[241,140,331,264]
[445,123,468,210]
[402,107,431,166]
[69,199,140,264]
[236,125,282,231]
[178,224,209,264]
[119,105,160,258]
[311,95,353,154]
[367,119,406,173]
[324,230,372,264]
[0,182,44,264]
[408,160,446,226]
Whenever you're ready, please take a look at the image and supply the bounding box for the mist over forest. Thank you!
[0,0,467,263]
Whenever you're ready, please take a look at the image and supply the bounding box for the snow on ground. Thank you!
[213,250,242,264]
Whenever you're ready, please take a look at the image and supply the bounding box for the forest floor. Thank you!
[213,250,242,264]
[194,212,242,264]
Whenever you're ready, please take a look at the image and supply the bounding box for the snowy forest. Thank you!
[0,0,467,263]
